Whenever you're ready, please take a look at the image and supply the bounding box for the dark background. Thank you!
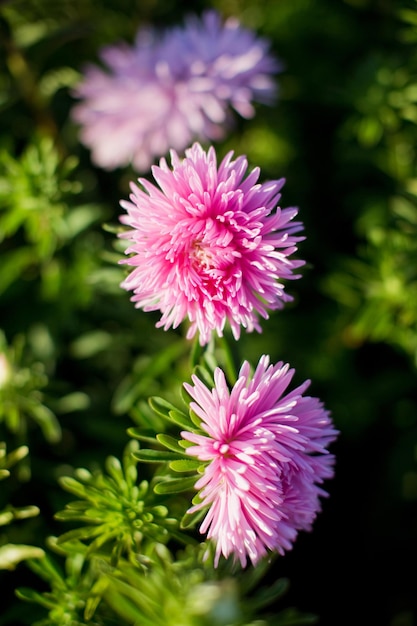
[1,0,416,625]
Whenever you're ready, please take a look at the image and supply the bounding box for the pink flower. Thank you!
[71,11,280,171]
[119,143,305,345]
[181,355,338,567]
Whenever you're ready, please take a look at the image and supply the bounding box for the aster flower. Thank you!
[71,11,280,171]
[180,355,338,568]
[119,142,305,345]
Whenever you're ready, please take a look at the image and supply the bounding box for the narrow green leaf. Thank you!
[65,203,103,237]
[154,476,197,494]
[251,577,290,610]
[54,510,91,523]
[399,8,417,26]
[105,575,163,625]
[190,336,204,368]
[24,555,63,585]
[0,248,34,294]
[84,593,103,622]
[193,364,215,388]
[127,427,159,444]
[56,525,104,544]
[58,476,88,498]
[0,544,44,570]
[15,587,55,609]
[132,449,184,463]
[156,433,186,454]
[169,459,202,472]
[2,445,29,468]
[168,409,192,429]
[105,455,125,487]
[148,396,180,420]
[27,402,62,443]
[189,408,202,428]
[8,505,40,520]
[86,529,120,556]
[0,511,13,525]
[180,507,207,529]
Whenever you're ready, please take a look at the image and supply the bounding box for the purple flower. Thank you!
[119,142,304,345]
[71,11,280,171]
[181,355,338,567]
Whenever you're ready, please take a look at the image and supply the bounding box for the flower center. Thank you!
[189,234,239,277]
[191,241,215,271]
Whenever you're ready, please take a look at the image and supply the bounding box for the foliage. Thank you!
[0,329,61,475]
[322,6,417,367]
[0,442,44,570]
[54,440,185,563]
[0,1,416,626]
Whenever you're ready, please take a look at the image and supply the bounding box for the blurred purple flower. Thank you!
[72,11,280,171]
[181,355,338,567]
[119,142,304,345]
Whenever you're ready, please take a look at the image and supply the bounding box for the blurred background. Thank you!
[0,0,416,625]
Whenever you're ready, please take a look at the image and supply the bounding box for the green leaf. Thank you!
[180,507,207,529]
[27,402,62,443]
[0,511,14,526]
[156,433,186,455]
[54,509,91,523]
[149,396,180,420]
[399,9,417,26]
[168,409,192,429]
[189,408,202,428]
[15,587,55,609]
[0,544,44,570]
[193,364,215,388]
[58,476,88,498]
[153,476,197,494]
[84,576,109,620]
[56,525,104,544]
[39,66,81,99]
[132,449,184,463]
[251,577,290,610]
[190,336,204,368]
[65,203,102,237]
[0,248,34,294]
[70,330,113,359]
[1,444,29,469]
[7,504,40,521]
[24,554,64,585]
[127,427,159,445]
[169,459,202,472]
[55,392,90,413]
[84,593,103,622]
[104,455,124,485]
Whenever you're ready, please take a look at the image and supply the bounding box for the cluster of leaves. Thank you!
[321,5,417,366]
[16,435,315,626]
[0,330,61,455]
[17,543,316,626]
[0,1,416,626]
[0,136,106,305]
[0,442,44,571]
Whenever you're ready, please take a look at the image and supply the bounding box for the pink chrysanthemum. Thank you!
[119,142,305,345]
[71,11,280,171]
[181,355,338,567]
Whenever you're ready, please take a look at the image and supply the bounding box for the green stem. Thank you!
[215,334,239,385]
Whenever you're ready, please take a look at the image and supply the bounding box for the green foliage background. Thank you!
[1,0,416,625]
